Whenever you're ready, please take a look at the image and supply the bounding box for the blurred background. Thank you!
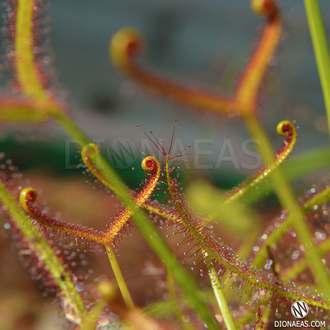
[0,0,330,185]
[1,1,330,329]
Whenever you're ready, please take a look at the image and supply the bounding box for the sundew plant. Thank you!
[1,0,330,329]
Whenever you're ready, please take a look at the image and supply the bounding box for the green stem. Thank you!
[304,0,330,140]
[52,112,90,146]
[80,301,106,330]
[105,244,134,309]
[245,115,330,297]
[205,251,237,330]
[51,111,219,330]
[128,208,220,329]
[0,181,85,319]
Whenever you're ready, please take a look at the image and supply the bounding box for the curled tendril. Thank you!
[251,0,278,18]
[81,143,117,193]
[224,120,296,205]
[110,27,234,116]
[101,155,160,244]
[19,187,37,216]
[141,156,158,172]
[110,28,143,73]
[81,142,167,219]
[110,0,281,117]
[19,156,161,247]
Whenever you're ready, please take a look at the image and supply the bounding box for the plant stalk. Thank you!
[51,111,220,330]
[106,244,134,309]
[304,0,330,140]
[245,115,330,297]
[205,251,237,330]
[0,181,86,319]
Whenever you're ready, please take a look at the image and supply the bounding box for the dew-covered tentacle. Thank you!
[110,28,234,116]
[224,120,296,206]
[0,181,86,319]
[100,156,161,244]
[15,0,46,100]
[81,143,118,194]
[81,142,168,220]
[164,156,330,310]
[236,0,282,116]
[14,0,64,114]
[0,97,48,122]
[19,156,161,247]
[110,0,281,118]
[20,187,104,244]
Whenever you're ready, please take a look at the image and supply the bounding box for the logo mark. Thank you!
[107,139,137,169]
[291,301,309,319]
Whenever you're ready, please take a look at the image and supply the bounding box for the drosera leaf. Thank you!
[185,179,259,237]
[236,0,282,115]
[0,180,86,321]
[110,27,234,116]
[224,120,297,206]
[84,144,221,330]
[0,97,48,122]
[234,145,330,205]
[81,142,175,223]
[14,0,64,115]
[164,152,330,310]
[19,154,162,248]
[195,145,330,209]
[110,0,281,118]
[245,115,330,297]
